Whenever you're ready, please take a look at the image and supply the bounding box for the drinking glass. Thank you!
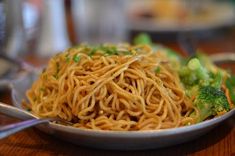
[71,0,128,44]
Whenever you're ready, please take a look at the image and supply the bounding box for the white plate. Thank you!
[10,71,235,150]
[128,0,235,32]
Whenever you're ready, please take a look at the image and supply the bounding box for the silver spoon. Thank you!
[0,102,72,139]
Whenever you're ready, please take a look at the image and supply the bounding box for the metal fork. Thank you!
[0,102,72,139]
[0,118,50,139]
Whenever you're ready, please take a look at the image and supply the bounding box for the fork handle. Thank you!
[0,118,49,139]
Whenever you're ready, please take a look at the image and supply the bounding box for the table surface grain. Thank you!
[1,31,235,156]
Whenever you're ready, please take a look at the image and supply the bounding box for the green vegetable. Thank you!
[188,58,200,70]
[179,58,210,88]
[87,45,119,57]
[194,86,230,122]
[133,33,152,45]
[188,58,209,81]
[73,55,81,63]
[210,72,223,89]
[196,52,217,73]
[101,46,118,56]
[196,52,228,78]
[226,75,235,104]
[88,48,97,57]
[155,66,161,74]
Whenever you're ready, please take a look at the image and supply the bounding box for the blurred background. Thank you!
[0,0,235,64]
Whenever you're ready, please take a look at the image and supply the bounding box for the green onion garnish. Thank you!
[155,66,161,73]
[73,55,81,63]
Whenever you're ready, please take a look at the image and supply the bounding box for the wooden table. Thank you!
[1,30,235,156]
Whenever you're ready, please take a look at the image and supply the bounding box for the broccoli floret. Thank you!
[180,55,231,122]
[180,56,229,98]
[210,71,223,89]
[194,86,230,122]
[179,58,210,89]
[196,52,228,78]
[196,52,217,73]
[188,58,209,81]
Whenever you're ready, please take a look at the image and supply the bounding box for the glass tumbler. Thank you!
[71,0,128,44]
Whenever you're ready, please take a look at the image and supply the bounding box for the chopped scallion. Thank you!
[88,48,97,57]
[73,55,81,63]
[155,66,161,73]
